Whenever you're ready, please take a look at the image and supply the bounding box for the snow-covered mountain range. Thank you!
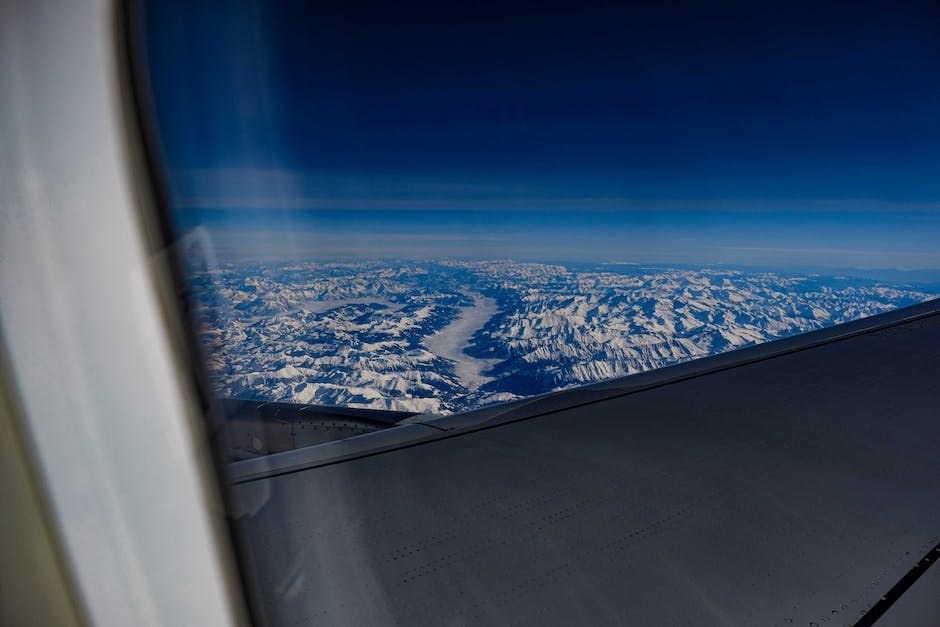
[188,260,937,414]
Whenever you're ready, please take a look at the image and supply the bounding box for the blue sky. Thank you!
[144,0,940,271]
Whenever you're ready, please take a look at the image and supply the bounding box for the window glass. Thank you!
[141,0,940,426]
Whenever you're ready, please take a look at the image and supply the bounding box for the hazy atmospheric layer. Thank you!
[189,260,937,415]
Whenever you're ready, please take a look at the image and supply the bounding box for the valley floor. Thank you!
[423,294,501,391]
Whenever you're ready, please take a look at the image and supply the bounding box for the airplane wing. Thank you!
[229,297,940,626]
[218,399,417,461]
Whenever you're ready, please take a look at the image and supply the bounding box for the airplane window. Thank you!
[140,2,940,432]
[133,1,940,623]
[138,2,940,434]
[138,0,939,433]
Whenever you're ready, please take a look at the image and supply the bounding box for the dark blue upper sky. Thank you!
[143,0,940,270]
